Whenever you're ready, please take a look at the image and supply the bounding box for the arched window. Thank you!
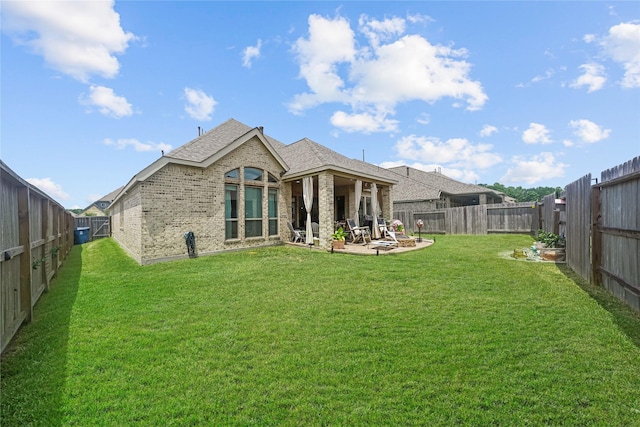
[224,167,279,240]
[244,167,262,181]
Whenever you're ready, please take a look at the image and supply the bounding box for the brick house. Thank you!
[110,119,398,264]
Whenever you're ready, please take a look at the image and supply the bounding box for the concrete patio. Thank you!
[285,236,435,255]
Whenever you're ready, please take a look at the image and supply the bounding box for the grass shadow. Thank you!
[0,244,83,425]
[555,263,640,350]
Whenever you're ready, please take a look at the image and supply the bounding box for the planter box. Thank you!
[539,248,565,261]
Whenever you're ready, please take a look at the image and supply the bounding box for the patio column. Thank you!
[318,171,334,249]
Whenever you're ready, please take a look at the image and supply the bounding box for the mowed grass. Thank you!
[2,235,639,426]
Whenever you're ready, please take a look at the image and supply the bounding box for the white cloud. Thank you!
[358,14,406,48]
[86,193,102,204]
[242,39,262,68]
[522,123,552,144]
[289,14,487,130]
[183,87,216,121]
[569,119,611,143]
[583,34,596,43]
[406,13,434,25]
[416,113,431,125]
[501,152,568,185]
[25,177,71,201]
[80,85,133,118]
[570,63,607,92]
[1,0,136,82]
[392,134,502,170]
[601,22,640,88]
[479,125,498,137]
[289,14,355,113]
[531,69,555,83]
[104,138,172,153]
[330,111,398,133]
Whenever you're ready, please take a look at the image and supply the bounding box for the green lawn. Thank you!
[2,235,639,426]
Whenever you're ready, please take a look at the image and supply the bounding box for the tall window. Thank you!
[225,184,238,239]
[245,187,263,237]
[268,189,278,236]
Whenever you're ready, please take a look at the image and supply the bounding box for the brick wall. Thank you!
[116,136,288,264]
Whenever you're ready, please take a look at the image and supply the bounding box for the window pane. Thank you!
[245,186,262,237]
[244,167,263,181]
[268,173,278,183]
[245,187,262,218]
[268,189,278,217]
[269,219,278,236]
[225,221,237,240]
[225,168,239,179]
[225,185,238,219]
[225,185,238,239]
[245,220,263,238]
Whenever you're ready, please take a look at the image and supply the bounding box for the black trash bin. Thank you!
[74,227,90,244]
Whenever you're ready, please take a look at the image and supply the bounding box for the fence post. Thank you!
[591,185,602,286]
[17,187,33,323]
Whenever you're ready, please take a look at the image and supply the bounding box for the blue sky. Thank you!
[2,1,639,209]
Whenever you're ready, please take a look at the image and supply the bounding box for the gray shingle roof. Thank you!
[388,166,501,201]
[277,138,398,183]
[165,119,257,162]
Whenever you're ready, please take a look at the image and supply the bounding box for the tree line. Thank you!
[479,183,563,203]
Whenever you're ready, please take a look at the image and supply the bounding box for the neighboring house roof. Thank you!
[79,186,124,215]
[278,138,398,184]
[388,166,504,201]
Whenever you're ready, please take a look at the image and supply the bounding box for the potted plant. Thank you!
[331,227,348,249]
[536,230,566,261]
[391,219,405,235]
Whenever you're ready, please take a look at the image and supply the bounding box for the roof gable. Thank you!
[112,119,288,205]
[277,138,398,184]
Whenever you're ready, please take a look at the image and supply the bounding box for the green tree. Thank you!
[479,183,563,202]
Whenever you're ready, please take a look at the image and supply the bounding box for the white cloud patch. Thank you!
[392,135,502,170]
[522,123,552,144]
[289,14,487,133]
[501,152,567,185]
[80,85,133,118]
[26,177,71,201]
[570,63,607,92]
[1,0,136,82]
[104,138,172,153]
[242,39,262,68]
[330,111,398,133]
[479,125,498,137]
[569,119,611,143]
[601,21,640,88]
[183,87,216,121]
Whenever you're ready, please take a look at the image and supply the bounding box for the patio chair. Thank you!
[287,222,306,243]
[311,222,319,238]
[377,218,391,238]
[346,218,371,245]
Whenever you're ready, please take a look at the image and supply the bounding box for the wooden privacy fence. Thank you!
[74,216,111,241]
[535,193,566,237]
[591,157,639,311]
[395,202,536,235]
[563,157,639,312]
[1,161,75,353]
